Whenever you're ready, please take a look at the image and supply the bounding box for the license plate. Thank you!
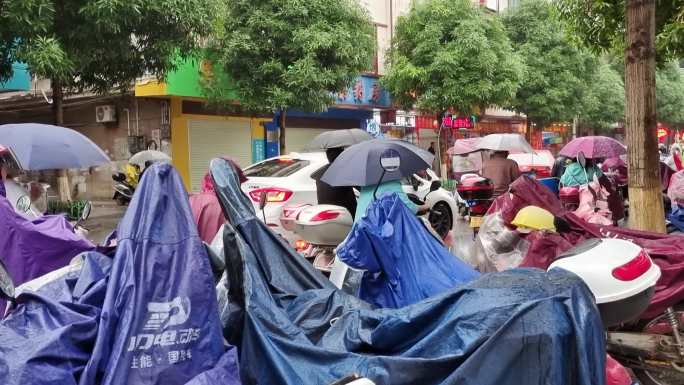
[470,216,483,228]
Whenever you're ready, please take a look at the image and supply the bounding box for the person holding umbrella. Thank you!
[481,151,521,198]
[559,136,627,222]
[311,147,358,219]
[321,139,433,222]
[306,129,373,220]
[560,158,604,187]
[476,134,533,197]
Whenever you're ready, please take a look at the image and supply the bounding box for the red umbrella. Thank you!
[559,136,626,159]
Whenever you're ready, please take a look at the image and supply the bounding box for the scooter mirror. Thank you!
[430,180,442,192]
[0,258,15,301]
[259,191,268,211]
[410,176,420,191]
[577,151,587,168]
[379,149,401,173]
[80,201,92,222]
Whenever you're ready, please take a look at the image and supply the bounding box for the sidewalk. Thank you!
[83,200,127,244]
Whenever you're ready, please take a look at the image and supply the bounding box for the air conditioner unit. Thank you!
[96,105,117,123]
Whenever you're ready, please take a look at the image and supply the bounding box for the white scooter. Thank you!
[281,179,447,275]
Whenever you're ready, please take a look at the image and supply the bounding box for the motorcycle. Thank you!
[112,172,134,206]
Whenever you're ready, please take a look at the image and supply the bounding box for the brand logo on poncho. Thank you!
[127,296,201,357]
[143,296,191,331]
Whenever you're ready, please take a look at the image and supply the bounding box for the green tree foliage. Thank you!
[656,62,684,126]
[608,57,684,127]
[502,0,597,127]
[382,0,523,115]
[556,0,684,61]
[578,62,625,133]
[0,0,215,94]
[208,0,374,114]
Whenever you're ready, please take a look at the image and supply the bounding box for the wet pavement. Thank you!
[450,217,477,262]
[82,200,126,244]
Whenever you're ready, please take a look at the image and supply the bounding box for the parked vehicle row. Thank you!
[241,152,459,248]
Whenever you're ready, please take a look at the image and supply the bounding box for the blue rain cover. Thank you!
[79,163,226,385]
[337,194,479,308]
[0,252,112,385]
[210,158,606,385]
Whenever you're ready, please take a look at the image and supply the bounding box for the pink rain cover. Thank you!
[489,176,684,319]
[668,171,684,206]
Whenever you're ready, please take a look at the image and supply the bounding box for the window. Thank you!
[244,158,311,177]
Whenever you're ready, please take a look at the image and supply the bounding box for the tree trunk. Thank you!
[279,110,287,155]
[52,80,72,202]
[436,111,448,178]
[625,0,664,232]
[526,119,535,145]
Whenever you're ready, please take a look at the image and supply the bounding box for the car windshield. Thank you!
[245,158,311,178]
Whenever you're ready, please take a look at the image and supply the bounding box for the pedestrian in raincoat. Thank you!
[124,163,140,189]
[189,157,247,243]
[560,158,604,187]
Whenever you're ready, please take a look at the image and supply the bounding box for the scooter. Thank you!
[479,203,684,385]
[112,172,134,206]
[455,174,494,231]
[283,181,447,275]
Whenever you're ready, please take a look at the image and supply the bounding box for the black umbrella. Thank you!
[304,129,372,151]
[321,139,433,193]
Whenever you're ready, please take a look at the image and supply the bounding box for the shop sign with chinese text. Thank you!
[335,76,391,108]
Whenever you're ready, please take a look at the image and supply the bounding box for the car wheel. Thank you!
[429,201,453,239]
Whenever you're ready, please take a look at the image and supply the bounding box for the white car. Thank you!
[242,152,459,245]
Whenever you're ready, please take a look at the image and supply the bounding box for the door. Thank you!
[188,119,252,192]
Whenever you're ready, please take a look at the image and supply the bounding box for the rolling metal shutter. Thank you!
[285,127,336,153]
[188,119,252,192]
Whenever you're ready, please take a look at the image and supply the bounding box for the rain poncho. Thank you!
[190,158,246,243]
[338,193,479,308]
[560,162,604,186]
[80,163,234,385]
[0,164,240,385]
[210,158,606,385]
[668,170,684,206]
[480,175,684,319]
[0,195,94,294]
[0,252,113,384]
[125,163,140,188]
[356,180,416,221]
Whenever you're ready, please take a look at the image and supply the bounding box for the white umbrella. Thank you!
[476,134,534,154]
[129,150,171,168]
[508,150,555,169]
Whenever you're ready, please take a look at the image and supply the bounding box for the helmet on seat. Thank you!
[511,206,556,233]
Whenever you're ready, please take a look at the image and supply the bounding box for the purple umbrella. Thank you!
[559,136,626,159]
[0,123,110,170]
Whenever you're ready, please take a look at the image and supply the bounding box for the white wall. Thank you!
[358,0,415,75]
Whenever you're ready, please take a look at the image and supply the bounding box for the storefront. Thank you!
[135,59,271,191]
[280,75,393,153]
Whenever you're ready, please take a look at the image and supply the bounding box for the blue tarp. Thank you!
[210,158,607,385]
[669,205,684,232]
[80,163,229,385]
[0,164,240,385]
[0,252,112,385]
[337,193,479,308]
